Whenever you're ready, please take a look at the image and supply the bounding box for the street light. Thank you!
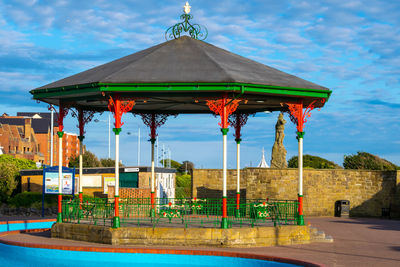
[126,127,141,166]
[94,114,111,159]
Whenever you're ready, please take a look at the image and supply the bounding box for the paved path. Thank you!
[238,217,400,267]
[1,217,399,266]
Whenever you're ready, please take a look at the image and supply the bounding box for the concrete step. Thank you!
[309,226,333,243]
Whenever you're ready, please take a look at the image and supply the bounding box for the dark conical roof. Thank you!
[37,36,327,91]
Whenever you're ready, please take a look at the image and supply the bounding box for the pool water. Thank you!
[0,243,296,267]
[0,220,299,267]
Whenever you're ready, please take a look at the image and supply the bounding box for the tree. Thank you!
[288,155,341,169]
[0,155,37,202]
[100,158,124,167]
[159,159,181,169]
[178,160,195,174]
[343,152,398,170]
[68,151,101,168]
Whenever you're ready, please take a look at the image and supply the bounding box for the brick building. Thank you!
[0,113,79,166]
[0,116,44,163]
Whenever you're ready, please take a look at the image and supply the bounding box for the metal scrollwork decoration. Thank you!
[165,1,208,41]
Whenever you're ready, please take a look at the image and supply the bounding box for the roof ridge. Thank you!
[102,40,173,82]
[191,39,235,82]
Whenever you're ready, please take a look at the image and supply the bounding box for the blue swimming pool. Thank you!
[0,220,55,233]
[0,243,296,267]
[0,220,302,267]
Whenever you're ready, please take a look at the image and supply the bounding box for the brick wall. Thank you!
[107,186,151,199]
[192,168,400,217]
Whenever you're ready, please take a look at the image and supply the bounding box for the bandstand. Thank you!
[30,3,331,241]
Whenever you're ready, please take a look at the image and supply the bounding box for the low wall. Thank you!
[192,168,400,217]
[51,223,311,247]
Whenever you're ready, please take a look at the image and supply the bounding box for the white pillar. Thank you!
[151,141,155,192]
[223,134,227,197]
[236,142,240,193]
[79,141,83,193]
[108,114,111,159]
[298,137,303,196]
[115,133,120,196]
[58,135,63,194]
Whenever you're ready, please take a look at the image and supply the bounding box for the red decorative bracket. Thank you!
[71,108,96,136]
[206,94,241,129]
[108,94,135,128]
[48,103,69,132]
[228,113,251,141]
[283,98,325,133]
[139,113,176,141]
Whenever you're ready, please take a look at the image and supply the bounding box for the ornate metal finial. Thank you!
[183,1,191,14]
[165,2,208,41]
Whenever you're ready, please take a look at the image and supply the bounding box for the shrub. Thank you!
[0,155,37,202]
[68,151,101,168]
[288,155,341,169]
[175,174,191,198]
[343,152,398,170]
[9,192,58,208]
[0,155,37,169]
[0,162,19,202]
[176,174,191,187]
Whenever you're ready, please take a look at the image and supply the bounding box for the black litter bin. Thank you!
[335,200,350,217]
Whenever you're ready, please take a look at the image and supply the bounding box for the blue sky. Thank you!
[0,0,399,168]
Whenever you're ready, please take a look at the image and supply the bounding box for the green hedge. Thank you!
[343,152,399,170]
[8,192,78,208]
[288,155,341,169]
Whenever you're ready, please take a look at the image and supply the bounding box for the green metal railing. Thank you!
[62,198,299,228]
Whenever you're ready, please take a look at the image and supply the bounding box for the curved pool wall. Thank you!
[0,219,321,267]
[0,243,295,267]
[0,219,55,233]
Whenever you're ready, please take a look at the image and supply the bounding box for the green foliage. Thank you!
[0,155,37,202]
[288,155,341,169]
[176,174,191,187]
[177,160,195,174]
[343,152,399,170]
[99,158,124,167]
[0,155,37,170]
[9,192,56,207]
[0,162,19,202]
[160,159,181,169]
[68,151,101,168]
[175,174,191,198]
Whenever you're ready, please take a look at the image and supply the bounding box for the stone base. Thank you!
[51,223,313,247]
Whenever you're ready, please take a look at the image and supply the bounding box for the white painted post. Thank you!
[298,137,303,196]
[56,132,63,223]
[115,134,120,197]
[79,140,83,194]
[151,141,155,193]
[58,136,63,193]
[223,134,227,198]
[236,142,240,194]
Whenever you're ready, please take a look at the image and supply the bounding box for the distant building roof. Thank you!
[0,118,25,126]
[17,112,58,127]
